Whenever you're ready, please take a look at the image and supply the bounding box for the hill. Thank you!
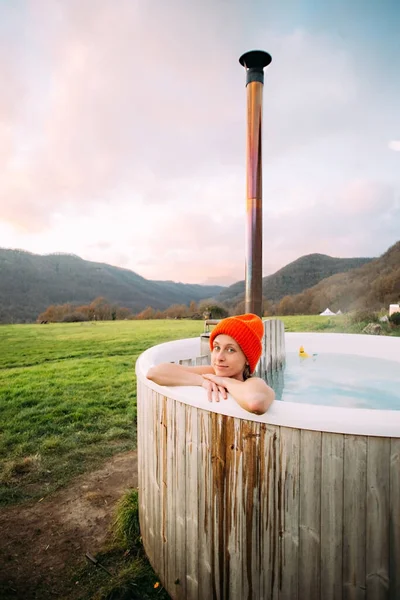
[0,249,223,323]
[216,253,374,306]
[281,241,400,314]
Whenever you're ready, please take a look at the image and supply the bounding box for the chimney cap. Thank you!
[239,50,272,69]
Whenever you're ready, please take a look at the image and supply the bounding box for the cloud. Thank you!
[0,1,399,285]
[388,140,400,152]
[0,0,246,230]
[261,178,399,273]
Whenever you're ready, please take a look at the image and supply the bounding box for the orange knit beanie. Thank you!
[209,313,264,374]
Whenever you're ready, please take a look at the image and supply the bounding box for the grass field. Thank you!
[0,319,202,505]
[1,315,398,599]
[0,314,397,506]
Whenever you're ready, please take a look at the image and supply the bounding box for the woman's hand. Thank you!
[204,373,275,415]
[201,374,228,403]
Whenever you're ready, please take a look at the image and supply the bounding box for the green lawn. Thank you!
[0,320,201,505]
[0,315,396,505]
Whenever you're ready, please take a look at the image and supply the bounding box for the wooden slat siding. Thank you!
[241,420,262,600]
[138,380,399,600]
[264,320,272,375]
[179,358,194,366]
[174,401,187,599]
[260,424,280,600]
[165,397,177,593]
[196,355,210,366]
[185,403,199,599]
[225,418,243,600]
[211,412,227,599]
[275,319,281,369]
[160,394,169,587]
[366,437,390,599]
[258,324,265,378]
[278,319,285,368]
[152,391,162,579]
[140,381,149,557]
[261,319,286,385]
[137,380,145,545]
[146,388,156,567]
[390,438,400,600]
[299,430,322,599]
[343,435,367,600]
[321,432,344,600]
[197,408,213,598]
[279,426,300,600]
[270,319,277,372]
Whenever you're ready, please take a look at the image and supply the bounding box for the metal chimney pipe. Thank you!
[239,50,272,317]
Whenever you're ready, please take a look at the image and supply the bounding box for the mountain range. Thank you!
[215,254,373,305]
[0,249,223,323]
[1,243,398,323]
[277,240,399,314]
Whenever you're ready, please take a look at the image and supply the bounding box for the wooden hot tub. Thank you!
[136,333,400,600]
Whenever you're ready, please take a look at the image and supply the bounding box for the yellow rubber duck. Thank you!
[299,345,310,358]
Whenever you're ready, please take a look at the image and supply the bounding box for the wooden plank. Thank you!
[343,435,367,600]
[224,417,243,599]
[260,423,280,600]
[185,405,199,599]
[321,432,344,600]
[279,427,300,600]
[210,412,226,599]
[179,358,194,366]
[366,437,390,599]
[160,395,169,587]
[151,391,162,578]
[196,355,210,366]
[275,319,282,370]
[165,397,177,593]
[173,401,187,599]
[140,382,149,557]
[259,320,267,378]
[241,419,262,600]
[299,429,321,599]
[264,320,272,374]
[390,438,400,600]
[145,388,156,567]
[137,379,145,542]
[197,409,213,597]
[270,319,277,371]
[277,319,285,369]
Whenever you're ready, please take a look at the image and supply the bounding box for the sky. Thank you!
[0,0,399,286]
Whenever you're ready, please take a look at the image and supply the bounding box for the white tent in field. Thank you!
[336,309,343,315]
[320,308,337,316]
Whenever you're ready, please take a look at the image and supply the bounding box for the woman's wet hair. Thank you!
[243,364,251,381]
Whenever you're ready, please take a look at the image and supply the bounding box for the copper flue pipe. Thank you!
[239,50,272,317]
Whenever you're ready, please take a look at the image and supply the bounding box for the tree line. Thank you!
[37,297,232,323]
[37,295,320,323]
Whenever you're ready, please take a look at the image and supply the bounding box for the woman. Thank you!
[146,313,275,415]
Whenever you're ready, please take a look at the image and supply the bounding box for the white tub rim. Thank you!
[136,332,400,438]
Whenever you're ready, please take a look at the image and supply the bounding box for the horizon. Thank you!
[0,1,399,286]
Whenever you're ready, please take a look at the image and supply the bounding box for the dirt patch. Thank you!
[0,451,138,599]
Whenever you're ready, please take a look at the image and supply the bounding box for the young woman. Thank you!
[146,313,275,415]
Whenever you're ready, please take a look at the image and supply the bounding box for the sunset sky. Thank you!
[1,0,399,285]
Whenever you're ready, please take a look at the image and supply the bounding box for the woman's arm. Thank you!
[202,373,274,415]
[146,363,229,401]
[146,364,274,414]
[146,363,214,387]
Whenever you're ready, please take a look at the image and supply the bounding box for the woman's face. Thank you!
[211,334,247,381]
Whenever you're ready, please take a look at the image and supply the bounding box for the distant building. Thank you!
[320,308,337,316]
